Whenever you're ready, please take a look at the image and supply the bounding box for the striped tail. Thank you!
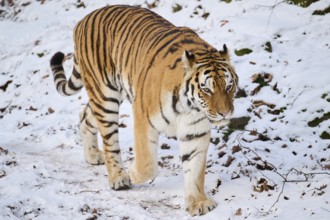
[50,52,83,96]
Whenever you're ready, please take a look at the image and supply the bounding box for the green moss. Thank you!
[320,131,330,139]
[313,6,330,15]
[37,52,44,58]
[172,4,182,13]
[223,117,250,142]
[286,0,319,8]
[308,112,330,127]
[264,42,273,53]
[321,93,330,102]
[234,48,253,56]
[235,88,248,98]
[268,107,287,115]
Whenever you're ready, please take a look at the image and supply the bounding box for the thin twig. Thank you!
[256,0,285,32]
[74,190,101,195]
[233,130,330,215]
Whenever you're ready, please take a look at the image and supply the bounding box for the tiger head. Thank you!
[182,44,238,123]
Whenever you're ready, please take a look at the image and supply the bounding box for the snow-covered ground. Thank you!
[0,0,329,219]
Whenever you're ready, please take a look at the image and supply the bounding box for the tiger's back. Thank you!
[50,5,238,216]
[74,5,216,113]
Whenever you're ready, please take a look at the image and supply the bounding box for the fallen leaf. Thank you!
[0,147,8,155]
[48,107,55,114]
[0,170,6,179]
[235,208,242,216]
[253,100,276,109]
[119,123,127,128]
[28,106,38,111]
[223,156,235,167]
[18,122,31,129]
[220,20,229,27]
[161,155,174,160]
[232,145,242,154]
[161,143,171,150]
[218,151,226,158]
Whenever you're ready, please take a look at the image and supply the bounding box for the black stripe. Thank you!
[163,42,180,58]
[91,100,118,115]
[169,57,181,70]
[196,63,213,72]
[204,75,212,82]
[57,82,69,95]
[184,77,192,97]
[80,109,87,122]
[172,86,180,114]
[190,84,195,98]
[85,119,96,129]
[86,129,97,136]
[106,97,120,106]
[97,9,113,88]
[54,73,66,81]
[106,149,121,154]
[51,65,64,73]
[190,116,207,125]
[85,67,119,104]
[160,102,170,124]
[124,15,155,67]
[95,9,108,68]
[180,132,208,142]
[90,8,104,54]
[68,78,82,91]
[194,72,200,83]
[181,39,195,44]
[133,19,163,61]
[104,130,118,140]
[117,11,140,50]
[112,7,131,36]
[148,29,180,51]
[72,68,81,79]
[98,120,118,128]
[122,15,153,92]
[147,112,156,130]
[126,19,161,97]
[81,11,97,76]
[182,149,197,163]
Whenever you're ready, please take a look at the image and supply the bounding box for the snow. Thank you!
[0,0,329,219]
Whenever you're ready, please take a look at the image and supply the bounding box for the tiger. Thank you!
[50,5,238,216]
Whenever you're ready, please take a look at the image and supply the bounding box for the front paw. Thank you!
[109,173,131,190]
[186,198,217,216]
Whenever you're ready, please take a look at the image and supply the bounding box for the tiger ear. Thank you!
[182,50,195,70]
[219,44,230,61]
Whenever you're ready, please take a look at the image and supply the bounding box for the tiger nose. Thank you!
[218,109,233,119]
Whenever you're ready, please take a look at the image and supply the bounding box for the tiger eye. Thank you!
[202,88,213,95]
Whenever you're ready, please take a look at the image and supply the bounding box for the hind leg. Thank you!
[79,103,105,165]
[88,91,130,190]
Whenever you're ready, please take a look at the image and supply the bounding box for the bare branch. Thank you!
[232,130,330,215]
